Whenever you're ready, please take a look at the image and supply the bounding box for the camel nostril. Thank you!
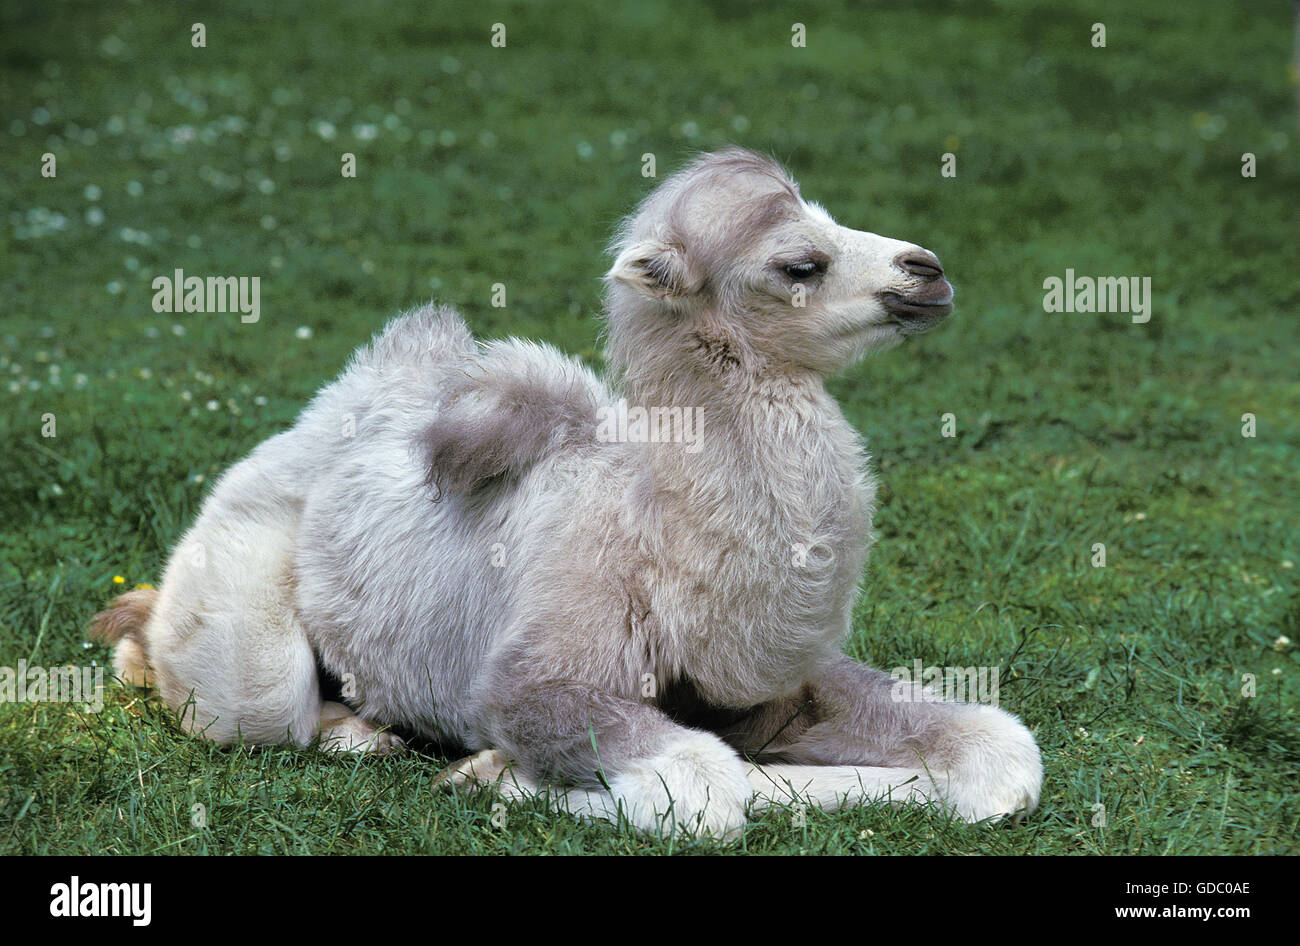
[896,250,944,280]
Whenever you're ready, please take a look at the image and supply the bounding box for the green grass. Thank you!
[1,0,1297,854]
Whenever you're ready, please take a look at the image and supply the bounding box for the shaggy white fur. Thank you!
[92,148,1041,839]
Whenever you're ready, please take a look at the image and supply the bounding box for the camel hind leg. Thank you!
[144,534,324,748]
[110,521,393,753]
[318,701,404,753]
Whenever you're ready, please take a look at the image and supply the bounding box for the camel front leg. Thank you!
[727,657,1043,823]
[443,680,753,840]
[745,760,938,815]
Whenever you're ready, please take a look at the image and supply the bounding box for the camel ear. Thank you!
[606,240,701,301]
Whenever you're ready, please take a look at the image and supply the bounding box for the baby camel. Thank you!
[93,148,1041,838]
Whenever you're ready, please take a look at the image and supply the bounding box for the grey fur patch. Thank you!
[418,348,599,499]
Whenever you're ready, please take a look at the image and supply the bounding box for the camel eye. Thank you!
[783,259,825,281]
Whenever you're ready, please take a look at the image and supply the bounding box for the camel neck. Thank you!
[615,366,868,523]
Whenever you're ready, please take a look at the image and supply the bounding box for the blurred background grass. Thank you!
[0,0,1296,854]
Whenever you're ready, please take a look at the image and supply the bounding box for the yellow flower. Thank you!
[112,575,125,585]
[133,583,155,590]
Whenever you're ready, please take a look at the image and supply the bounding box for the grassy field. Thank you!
[1,0,1297,855]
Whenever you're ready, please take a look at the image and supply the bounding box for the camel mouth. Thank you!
[880,282,954,332]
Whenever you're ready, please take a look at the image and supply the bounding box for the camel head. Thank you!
[605,147,953,381]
